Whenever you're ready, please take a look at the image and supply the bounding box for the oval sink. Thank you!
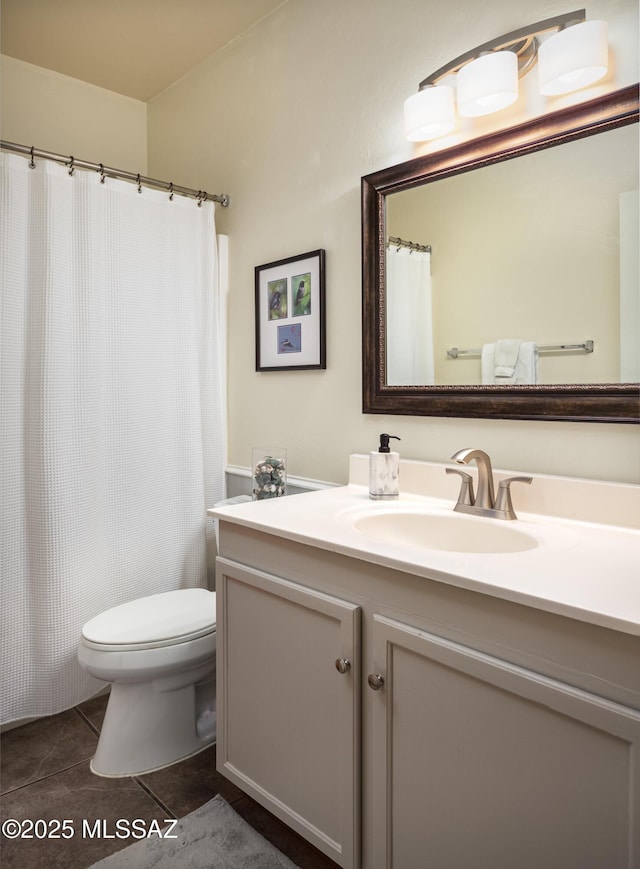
[352,510,538,554]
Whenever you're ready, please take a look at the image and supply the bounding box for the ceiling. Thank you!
[1,0,287,101]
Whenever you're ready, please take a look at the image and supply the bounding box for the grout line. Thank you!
[73,706,101,737]
[133,777,177,819]
[0,758,92,797]
[225,790,244,806]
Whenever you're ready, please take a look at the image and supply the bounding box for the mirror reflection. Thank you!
[385,123,639,388]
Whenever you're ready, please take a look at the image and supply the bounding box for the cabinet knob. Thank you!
[335,658,351,674]
[367,673,385,691]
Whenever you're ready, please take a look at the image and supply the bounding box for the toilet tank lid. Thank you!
[81,589,216,646]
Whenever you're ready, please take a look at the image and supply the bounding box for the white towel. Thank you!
[514,341,539,384]
[481,340,539,384]
[494,339,522,380]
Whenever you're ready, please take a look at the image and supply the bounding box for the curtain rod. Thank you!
[0,140,229,207]
[387,235,431,253]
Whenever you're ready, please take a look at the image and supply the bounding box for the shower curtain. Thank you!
[0,153,225,724]
[386,247,434,385]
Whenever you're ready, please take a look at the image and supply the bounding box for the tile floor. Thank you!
[0,695,340,869]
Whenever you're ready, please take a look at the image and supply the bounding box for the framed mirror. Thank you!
[362,84,639,422]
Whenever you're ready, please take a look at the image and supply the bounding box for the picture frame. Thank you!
[255,249,326,371]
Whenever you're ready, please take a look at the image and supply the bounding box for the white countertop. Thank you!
[209,457,640,636]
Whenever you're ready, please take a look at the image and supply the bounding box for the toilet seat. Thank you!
[81,588,216,652]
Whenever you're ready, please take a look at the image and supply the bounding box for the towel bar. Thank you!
[447,340,594,359]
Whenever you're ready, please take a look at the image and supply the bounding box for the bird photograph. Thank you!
[292,272,311,316]
[278,323,301,354]
[268,278,288,319]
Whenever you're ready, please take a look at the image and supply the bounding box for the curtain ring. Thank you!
[68,156,75,176]
[169,182,174,201]
[98,163,106,184]
[136,174,142,194]
[29,146,36,169]
[197,190,205,208]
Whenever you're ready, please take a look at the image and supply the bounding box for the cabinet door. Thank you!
[216,557,361,868]
[370,614,640,869]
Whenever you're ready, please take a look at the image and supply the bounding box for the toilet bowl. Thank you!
[78,588,216,777]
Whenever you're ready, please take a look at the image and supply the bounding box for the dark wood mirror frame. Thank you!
[362,84,639,423]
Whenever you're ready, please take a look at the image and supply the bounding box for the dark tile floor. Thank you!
[0,695,339,869]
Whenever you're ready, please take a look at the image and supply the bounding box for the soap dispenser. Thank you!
[369,433,401,500]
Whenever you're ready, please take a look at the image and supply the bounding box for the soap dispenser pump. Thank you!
[369,433,401,500]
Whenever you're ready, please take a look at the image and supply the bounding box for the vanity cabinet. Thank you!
[216,559,361,868]
[215,524,640,869]
[370,614,639,869]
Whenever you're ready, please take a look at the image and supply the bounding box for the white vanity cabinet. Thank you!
[216,558,361,868]
[215,521,640,869]
[369,614,639,869]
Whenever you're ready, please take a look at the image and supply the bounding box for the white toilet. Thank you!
[78,587,216,777]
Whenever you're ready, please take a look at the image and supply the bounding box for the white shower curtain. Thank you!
[0,153,225,724]
[386,247,434,385]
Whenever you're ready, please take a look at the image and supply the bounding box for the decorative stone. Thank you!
[252,451,287,500]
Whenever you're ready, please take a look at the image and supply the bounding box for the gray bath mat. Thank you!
[88,794,299,868]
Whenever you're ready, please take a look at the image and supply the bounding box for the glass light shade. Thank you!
[404,85,455,141]
[538,20,608,96]
[456,51,518,117]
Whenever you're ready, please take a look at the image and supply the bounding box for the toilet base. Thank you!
[90,669,216,777]
[90,739,213,778]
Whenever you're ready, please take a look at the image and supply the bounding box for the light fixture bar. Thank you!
[419,9,586,89]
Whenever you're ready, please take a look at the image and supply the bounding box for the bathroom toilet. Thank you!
[78,588,216,777]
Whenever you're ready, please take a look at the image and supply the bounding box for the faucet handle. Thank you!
[446,467,475,507]
[494,476,532,520]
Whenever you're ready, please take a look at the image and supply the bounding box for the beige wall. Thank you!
[147,0,639,485]
[2,1,639,485]
[0,55,147,171]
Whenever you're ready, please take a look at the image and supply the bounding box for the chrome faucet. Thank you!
[446,448,532,520]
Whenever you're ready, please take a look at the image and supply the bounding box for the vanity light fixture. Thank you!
[404,86,455,140]
[456,50,519,117]
[538,19,608,95]
[404,9,609,141]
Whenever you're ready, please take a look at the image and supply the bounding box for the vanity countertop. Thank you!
[209,456,640,637]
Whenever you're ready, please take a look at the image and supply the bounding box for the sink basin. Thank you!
[352,509,538,554]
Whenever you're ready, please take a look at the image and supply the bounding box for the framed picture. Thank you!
[255,249,326,371]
